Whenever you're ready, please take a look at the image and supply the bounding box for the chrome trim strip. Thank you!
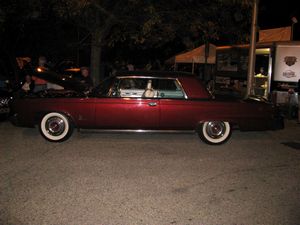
[117,76,176,79]
[175,78,188,99]
[79,129,195,134]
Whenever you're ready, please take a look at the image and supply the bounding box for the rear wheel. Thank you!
[198,121,231,145]
[39,112,73,142]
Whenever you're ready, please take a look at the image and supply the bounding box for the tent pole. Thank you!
[204,42,209,82]
[192,59,194,74]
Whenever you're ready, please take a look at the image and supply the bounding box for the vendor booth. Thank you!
[214,43,273,98]
[214,27,299,100]
[165,27,299,119]
[214,41,300,119]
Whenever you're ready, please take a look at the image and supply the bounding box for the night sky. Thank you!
[259,0,300,39]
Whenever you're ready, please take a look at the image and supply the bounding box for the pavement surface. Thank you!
[0,120,300,225]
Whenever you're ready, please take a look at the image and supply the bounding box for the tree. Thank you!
[51,0,252,83]
[0,0,79,79]
[52,0,152,83]
[0,0,43,79]
[0,0,252,83]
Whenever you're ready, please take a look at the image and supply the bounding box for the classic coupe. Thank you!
[11,70,283,144]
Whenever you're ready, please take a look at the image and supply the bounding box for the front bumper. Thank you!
[0,107,9,115]
[9,113,35,128]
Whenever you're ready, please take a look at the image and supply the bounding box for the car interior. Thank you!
[117,78,185,99]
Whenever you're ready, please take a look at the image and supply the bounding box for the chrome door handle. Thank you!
[148,102,157,106]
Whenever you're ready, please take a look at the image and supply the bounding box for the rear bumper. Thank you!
[271,105,285,130]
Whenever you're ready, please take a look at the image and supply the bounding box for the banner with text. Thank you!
[274,45,300,82]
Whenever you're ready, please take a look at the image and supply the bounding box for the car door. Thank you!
[157,78,199,129]
[94,77,159,129]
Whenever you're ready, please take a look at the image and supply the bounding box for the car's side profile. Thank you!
[11,71,284,144]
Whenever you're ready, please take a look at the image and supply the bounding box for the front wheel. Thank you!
[198,121,231,145]
[39,112,73,142]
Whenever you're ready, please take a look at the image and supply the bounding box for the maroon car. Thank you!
[11,70,283,144]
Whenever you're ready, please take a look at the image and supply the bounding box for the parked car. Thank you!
[10,70,284,144]
[0,89,12,120]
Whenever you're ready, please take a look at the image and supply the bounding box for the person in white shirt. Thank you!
[21,75,35,93]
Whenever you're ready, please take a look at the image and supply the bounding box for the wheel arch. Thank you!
[34,110,77,127]
[195,120,238,132]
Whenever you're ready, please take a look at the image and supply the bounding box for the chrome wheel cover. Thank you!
[205,121,226,139]
[45,116,65,136]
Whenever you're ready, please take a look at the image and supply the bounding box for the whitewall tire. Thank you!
[198,121,231,145]
[39,112,73,142]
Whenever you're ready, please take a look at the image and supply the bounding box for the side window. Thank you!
[157,79,185,99]
[117,78,157,98]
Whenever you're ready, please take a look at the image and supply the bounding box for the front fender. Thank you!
[34,110,77,127]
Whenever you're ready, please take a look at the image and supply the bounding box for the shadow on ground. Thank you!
[281,142,300,150]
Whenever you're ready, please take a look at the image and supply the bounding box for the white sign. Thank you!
[274,45,300,82]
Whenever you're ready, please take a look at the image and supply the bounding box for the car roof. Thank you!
[115,70,195,78]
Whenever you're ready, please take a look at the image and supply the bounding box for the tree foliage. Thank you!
[0,0,252,81]
[50,0,252,47]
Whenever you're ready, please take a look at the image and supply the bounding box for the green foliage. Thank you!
[49,0,251,47]
[0,0,252,57]
[0,0,252,47]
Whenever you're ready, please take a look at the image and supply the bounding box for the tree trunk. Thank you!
[89,7,115,84]
[90,30,102,85]
[90,42,102,85]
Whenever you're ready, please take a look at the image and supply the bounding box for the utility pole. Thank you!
[291,17,298,41]
[246,0,258,97]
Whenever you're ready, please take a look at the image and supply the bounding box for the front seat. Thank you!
[143,80,155,98]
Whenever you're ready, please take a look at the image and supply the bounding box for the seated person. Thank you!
[143,80,155,98]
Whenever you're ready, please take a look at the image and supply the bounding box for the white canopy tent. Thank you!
[171,44,216,63]
[166,44,216,73]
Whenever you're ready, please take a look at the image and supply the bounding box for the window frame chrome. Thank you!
[115,76,188,99]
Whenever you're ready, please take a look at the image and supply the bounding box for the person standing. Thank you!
[126,62,135,71]
[21,75,35,93]
[297,79,300,123]
[32,56,48,92]
[80,67,93,89]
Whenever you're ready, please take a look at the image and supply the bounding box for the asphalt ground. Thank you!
[0,120,300,225]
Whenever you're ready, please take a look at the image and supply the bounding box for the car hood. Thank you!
[34,68,87,92]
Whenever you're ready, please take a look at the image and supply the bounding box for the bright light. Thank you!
[36,67,43,73]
